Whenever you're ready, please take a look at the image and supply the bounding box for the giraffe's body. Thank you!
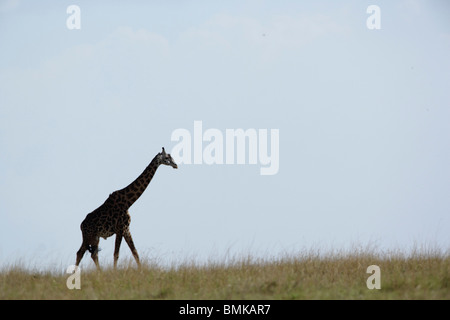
[75,148,177,269]
[80,192,131,241]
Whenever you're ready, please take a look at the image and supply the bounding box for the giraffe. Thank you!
[75,147,178,270]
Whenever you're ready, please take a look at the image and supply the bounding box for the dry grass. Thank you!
[1,245,449,300]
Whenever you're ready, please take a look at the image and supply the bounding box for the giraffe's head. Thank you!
[158,147,178,169]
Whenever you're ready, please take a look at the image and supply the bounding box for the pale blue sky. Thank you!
[1,0,449,270]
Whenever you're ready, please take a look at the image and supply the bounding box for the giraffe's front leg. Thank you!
[124,230,141,268]
[114,232,123,269]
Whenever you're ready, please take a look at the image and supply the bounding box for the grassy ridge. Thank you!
[1,247,449,299]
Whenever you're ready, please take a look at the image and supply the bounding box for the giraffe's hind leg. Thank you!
[89,237,101,270]
[76,234,101,270]
[124,230,141,268]
[76,241,88,267]
[114,232,123,269]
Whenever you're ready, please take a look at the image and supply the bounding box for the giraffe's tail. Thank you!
[88,245,102,254]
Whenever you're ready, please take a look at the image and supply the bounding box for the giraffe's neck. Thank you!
[115,155,160,208]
